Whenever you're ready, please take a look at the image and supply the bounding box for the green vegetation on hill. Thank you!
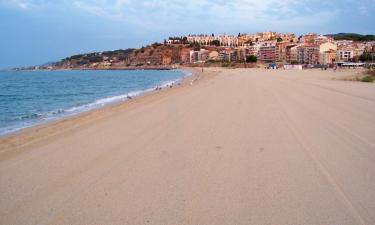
[58,49,136,67]
[328,33,375,41]
[102,49,135,57]
[64,49,134,62]
[55,43,191,69]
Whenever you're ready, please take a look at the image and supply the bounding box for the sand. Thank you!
[1,68,375,225]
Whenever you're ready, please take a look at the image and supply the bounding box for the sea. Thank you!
[0,69,190,136]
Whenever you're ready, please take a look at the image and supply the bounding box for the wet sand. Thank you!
[1,68,375,225]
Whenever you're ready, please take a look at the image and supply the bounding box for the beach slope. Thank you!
[1,68,375,225]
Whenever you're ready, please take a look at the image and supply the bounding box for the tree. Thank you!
[360,52,375,62]
[190,42,201,51]
[211,40,220,46]
[332,33,375,42]
[277,37,283,42]
[246,55,258,63]
[152,42,162,48]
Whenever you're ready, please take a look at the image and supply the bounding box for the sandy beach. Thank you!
[1,68,375,225]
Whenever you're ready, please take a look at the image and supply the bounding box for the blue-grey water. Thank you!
[0,69,189,135]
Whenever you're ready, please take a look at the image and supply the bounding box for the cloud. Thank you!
[2,0,375,33]
[66,0,294,28]
[2,0,34,9]
[357,0,375,15]
[72,1,111,17]
[13,0,30,9]
[66,0,343,32]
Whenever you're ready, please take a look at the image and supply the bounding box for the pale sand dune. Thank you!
[1,68,375,225]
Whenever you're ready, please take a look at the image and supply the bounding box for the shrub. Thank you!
[361,76,374,83]
[246,55,258,63]
[221,62,231,67]
[211,40,220,46]
[69,54,84,60]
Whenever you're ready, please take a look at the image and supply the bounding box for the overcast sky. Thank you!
[0,0,374,68]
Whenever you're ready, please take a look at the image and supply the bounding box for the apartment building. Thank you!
[189,49,209,63]
[218,49,238,62]
[278,33,296,43]
[187,35,215,46]
[318,42,337,64]
[288,45,299,63]
[314,35,334,45]
[297,44,319,64]
[180,48,191,63]
[187,35,239,47]
[238,34,257,46]
[258,41,277,62]
[256,32,277,41]
[320,49,337,65]
[217,35,240,47]
[302,33,319,44]
[276,42,296,63]
[337,48,354,62]
[208,51,219,60]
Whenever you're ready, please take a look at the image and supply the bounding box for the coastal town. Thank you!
[174,32,375,66]
[4,1,375,224]
[30,32,375,70]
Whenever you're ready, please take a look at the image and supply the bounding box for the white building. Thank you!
[338,49,354,62]
[187,35,239,47]
[187,35,215,46]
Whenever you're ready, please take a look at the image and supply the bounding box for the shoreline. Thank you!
[0,67,368,148]
[0,67,208,155]
[0,68,192,137]
[12,66,179,72]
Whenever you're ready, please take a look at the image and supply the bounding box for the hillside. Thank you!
[52,43,192,69]
[55,49,134,69]
[327,33,375,41]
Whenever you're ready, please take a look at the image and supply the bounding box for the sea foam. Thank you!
[0,69,189,136]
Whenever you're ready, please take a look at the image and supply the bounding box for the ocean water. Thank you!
[0,69,189,135]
